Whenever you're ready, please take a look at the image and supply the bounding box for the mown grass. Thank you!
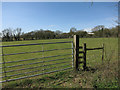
[1,38,118,88]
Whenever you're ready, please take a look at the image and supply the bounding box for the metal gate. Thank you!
[0,41,73,83]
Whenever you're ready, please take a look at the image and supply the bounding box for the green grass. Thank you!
[2,39,73,82]
[1,38,118,88]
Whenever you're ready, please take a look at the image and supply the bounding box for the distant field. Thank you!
[1,38,118,88]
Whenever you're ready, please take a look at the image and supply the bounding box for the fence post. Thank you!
[73,35,79,72]
[102,43,104,63]
[83,43,86,70]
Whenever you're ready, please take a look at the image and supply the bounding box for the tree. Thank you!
[55,30,62,35]
[75,30,87,38]
[70,27,77,33]
[2,28,13,41]
[92,25,105,32]
[15,28,22,41]
[69,27,77,37]
[55,30,63,39]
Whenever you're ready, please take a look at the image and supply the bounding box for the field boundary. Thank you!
[0,36,104,83]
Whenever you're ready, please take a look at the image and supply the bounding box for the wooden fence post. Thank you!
[102,43,104,63]
[83,43,86,70]
[73,35,79,71]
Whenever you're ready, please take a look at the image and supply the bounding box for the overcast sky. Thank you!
[2,2,118,33]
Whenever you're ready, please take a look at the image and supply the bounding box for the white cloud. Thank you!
[83,28,92,32]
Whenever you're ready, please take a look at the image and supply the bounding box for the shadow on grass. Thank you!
[85,66,98,73]
[78,66,98,73]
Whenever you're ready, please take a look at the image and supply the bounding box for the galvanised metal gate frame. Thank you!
[0,41,74,83]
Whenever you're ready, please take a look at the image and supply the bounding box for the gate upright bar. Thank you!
[83,43,86,70]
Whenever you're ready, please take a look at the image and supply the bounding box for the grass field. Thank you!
[1,38,118,88]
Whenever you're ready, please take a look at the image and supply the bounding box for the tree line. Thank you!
[1,25,118,42]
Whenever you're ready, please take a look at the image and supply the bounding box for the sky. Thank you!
[2,2,118,33]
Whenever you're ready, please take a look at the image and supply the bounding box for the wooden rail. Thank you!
[73,35,104,71]
[87,47,103,50]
